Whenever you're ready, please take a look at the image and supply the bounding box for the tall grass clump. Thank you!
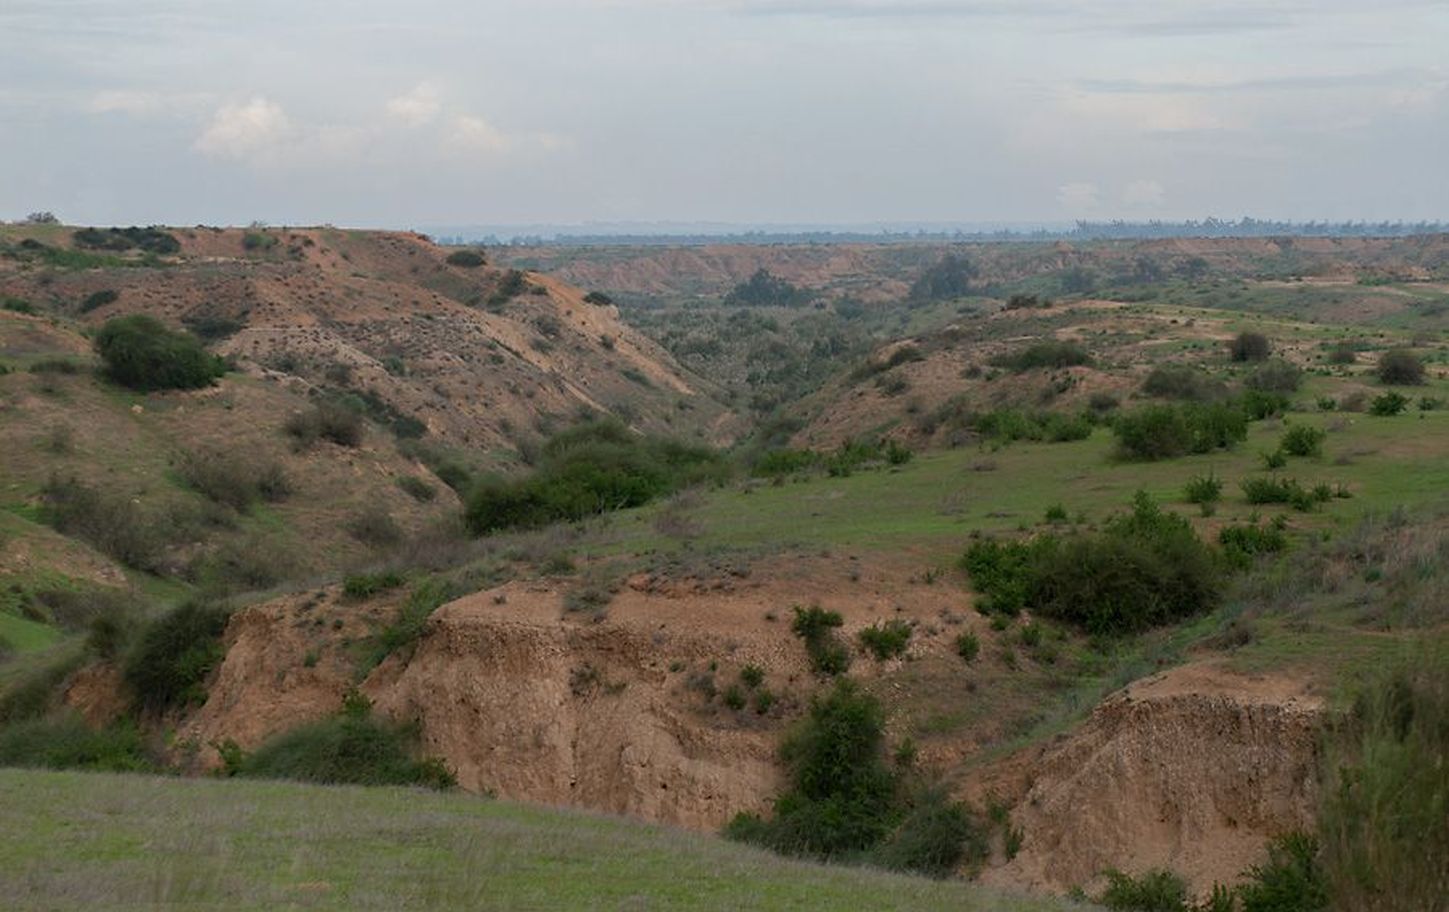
[1317,650,1448,911]
[0,717,152,772]
[989,341,1091,372]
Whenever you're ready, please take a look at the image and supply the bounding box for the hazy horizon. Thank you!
[4,1,1446,228]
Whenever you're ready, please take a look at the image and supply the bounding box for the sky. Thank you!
[2,0,1447,229]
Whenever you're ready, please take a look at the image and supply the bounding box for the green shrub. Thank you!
[242,231,277,252]
[740,664,765,688]
[1098,868,1190,911]
[348,506,403,548]
[1375,349,1425,385]
[791,605,851,676]
[989,341,1091,372]
[463,419,726,535]
[177,448,290,512]
[359,577,455,672]
[1141,364,1227,402]
[396,476,436,502]
[444,249,486,268]
[343,571,405,600]
[724,268,812,307]
[858,620,912,660]
[909,253,977,301]
[2,296,37,314]
[0,653,84,724]
[722,684,748,711]
[123,601,231,711]
[1219,522,1289,569]
[964,494,1220,635]
[0,718,151,772]
[237,703,453,789]
[40,475,168,571]
[27,358,83,375]
[1262,449,1288,470]
[724,680,898,857]
[954,632,980,662]
[72,226,179,254]
[1280,425,1325,458]
[1241,477,1328,511]
[1229,332,1272,362]
[1112,403,1247,460]
[1239,389,1290,420]
[93,315,224,391]
[973,409,1092,444]
[1044,503,1069,524]
[284,400,365,448]
[1184,473,1223,506]
[1237,834,1328,912]
[1369,391,1409,416]
[78,289,119,313]
[866,787,988,878]
[1326,342,1356,365]
[1247,359,1303,393]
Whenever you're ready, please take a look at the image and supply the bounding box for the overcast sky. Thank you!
[3,0,1446,228]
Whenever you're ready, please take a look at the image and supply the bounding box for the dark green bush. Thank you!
[0,718,152,772]
[1280,425,1325,458]
[463,419,726,535]
[123,601,231,712]
[964,494,1220,635]
[1375,349,1424,385]
[1241,477,1328,511]
[396,475,437,502]
[359,577,456,672]
[954,632,979,662]
[444,249,486,268]
[72,226,179,254]
[1098,868,1190,911]
[94,315,224,392]
[910,254,977,301]
[1141,364,1228,402]
[858,620,912,660]
[1184,473,1223,506]
[237,701,453,789]
[348,506,403,548]
[866,787,987,878]
[343,571,405,600]
[973,409,1092,444]
[28,358,83,375]
[1237,834,1328,912]
[1369,391,1409,416]
[724,268,812,307]
[989,341,1091,372]
[1229,332,1272,362]
[1113,403,1247,461]
[78,289,119,313]
[0,654,84,724]
[1219,522,1289,569]
[1247,359,1303,393]
[1239,389,1290,420]
[2,296,37,314]
[726,679,898,857]
[791,605,851,676]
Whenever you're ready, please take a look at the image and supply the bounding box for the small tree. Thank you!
[1229,332,1272,362]
[1376,349,1425,385]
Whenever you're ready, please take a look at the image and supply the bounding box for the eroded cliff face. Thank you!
[975,664,1323,895]
[163,575,1323,896]
[363,603,782,829]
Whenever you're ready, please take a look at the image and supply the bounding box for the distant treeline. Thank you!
[436,217,1448,248]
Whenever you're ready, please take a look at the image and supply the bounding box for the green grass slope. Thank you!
[0,769,1091,912]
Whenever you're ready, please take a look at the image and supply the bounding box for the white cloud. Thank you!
[386,82,442,126]
[194,97,291,160]
[446,114,511,153]
[1123,178,1165,207]
[1057,181,1100,212]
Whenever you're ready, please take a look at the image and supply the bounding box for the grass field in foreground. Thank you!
[0,769,1092,912]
